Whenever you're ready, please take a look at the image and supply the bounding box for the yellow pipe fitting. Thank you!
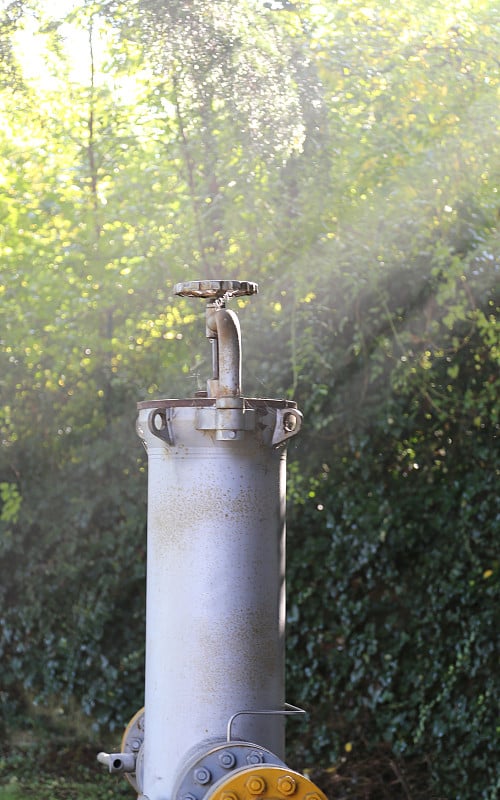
[206,765,327,800]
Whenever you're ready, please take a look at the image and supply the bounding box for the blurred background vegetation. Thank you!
[0,0,498,798]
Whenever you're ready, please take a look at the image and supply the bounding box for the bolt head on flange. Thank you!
[219,752,237,770]
[246,751,265,766]
[195,767,213,785]
[245,775,267,795]
[277,776,297,796]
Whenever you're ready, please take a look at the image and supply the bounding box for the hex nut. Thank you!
[219,751,237,769]
[194,767,212,785]
[277,776,297,796]
[246,751,265,765]
[245,776,267,795]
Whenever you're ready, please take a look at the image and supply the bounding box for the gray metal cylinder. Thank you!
[136,398,299,800]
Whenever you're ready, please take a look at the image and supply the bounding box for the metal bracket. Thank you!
[148,407,175,445]
[271,408,303,447]
[226,703,306,742]
[196,405,255,440]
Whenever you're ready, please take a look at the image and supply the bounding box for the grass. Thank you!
[0,785,23,800]
[0,765,134,800]
[0,724,133,800]
[0,775,132,800]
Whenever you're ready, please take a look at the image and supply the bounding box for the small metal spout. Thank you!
[97,751,136,774]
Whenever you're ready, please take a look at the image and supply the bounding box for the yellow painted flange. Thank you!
[120,706,145,753]
[206,764,327,800]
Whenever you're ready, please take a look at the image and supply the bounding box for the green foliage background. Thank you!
[0,1,498,798]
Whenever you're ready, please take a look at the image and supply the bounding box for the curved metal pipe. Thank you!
[206,307,242,398]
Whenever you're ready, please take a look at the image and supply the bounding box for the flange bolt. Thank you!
[219,751,237,769]
[277,776,297,796]
[245,776,267,796]
[194,767,212,785]
[246,750,265,765]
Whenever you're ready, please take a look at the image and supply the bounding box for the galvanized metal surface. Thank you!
[138,398,301,449]
[128,282,313,800]
[137,404,290,800]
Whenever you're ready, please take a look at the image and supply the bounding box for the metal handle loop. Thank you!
[226,703,306,742]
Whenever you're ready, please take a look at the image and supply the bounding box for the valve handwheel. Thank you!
[174,280,258,299]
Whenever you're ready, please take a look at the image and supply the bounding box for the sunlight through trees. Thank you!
[1,1,498,796]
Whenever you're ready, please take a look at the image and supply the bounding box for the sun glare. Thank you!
[11,2,149,107]
[12,1,106,90]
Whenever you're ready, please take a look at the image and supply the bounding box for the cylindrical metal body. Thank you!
[136,398,296,800]
[97,282,326,800]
